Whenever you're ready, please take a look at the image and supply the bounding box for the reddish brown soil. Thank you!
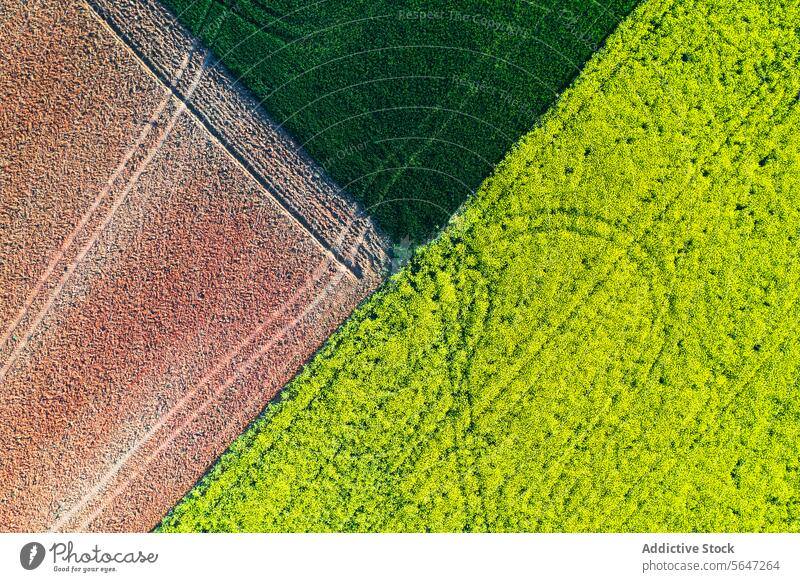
[0,0,387,532]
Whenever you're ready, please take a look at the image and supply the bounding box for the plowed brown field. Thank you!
[0,0,388,532]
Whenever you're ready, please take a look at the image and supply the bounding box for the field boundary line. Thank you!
[83,0,363,280]
[53,215,371,532]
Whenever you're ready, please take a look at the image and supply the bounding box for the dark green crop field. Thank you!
[161,0,637,241]
[160,0,800,532]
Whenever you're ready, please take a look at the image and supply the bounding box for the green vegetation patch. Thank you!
[160,0,800,532]
[161,0,637,241]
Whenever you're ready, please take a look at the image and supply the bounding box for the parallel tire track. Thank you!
[0,54,209,387]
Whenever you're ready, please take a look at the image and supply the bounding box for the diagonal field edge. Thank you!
[56,209,376,531]
[84,0,365,280]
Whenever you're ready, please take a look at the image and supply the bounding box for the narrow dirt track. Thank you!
[0,0,388,532]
